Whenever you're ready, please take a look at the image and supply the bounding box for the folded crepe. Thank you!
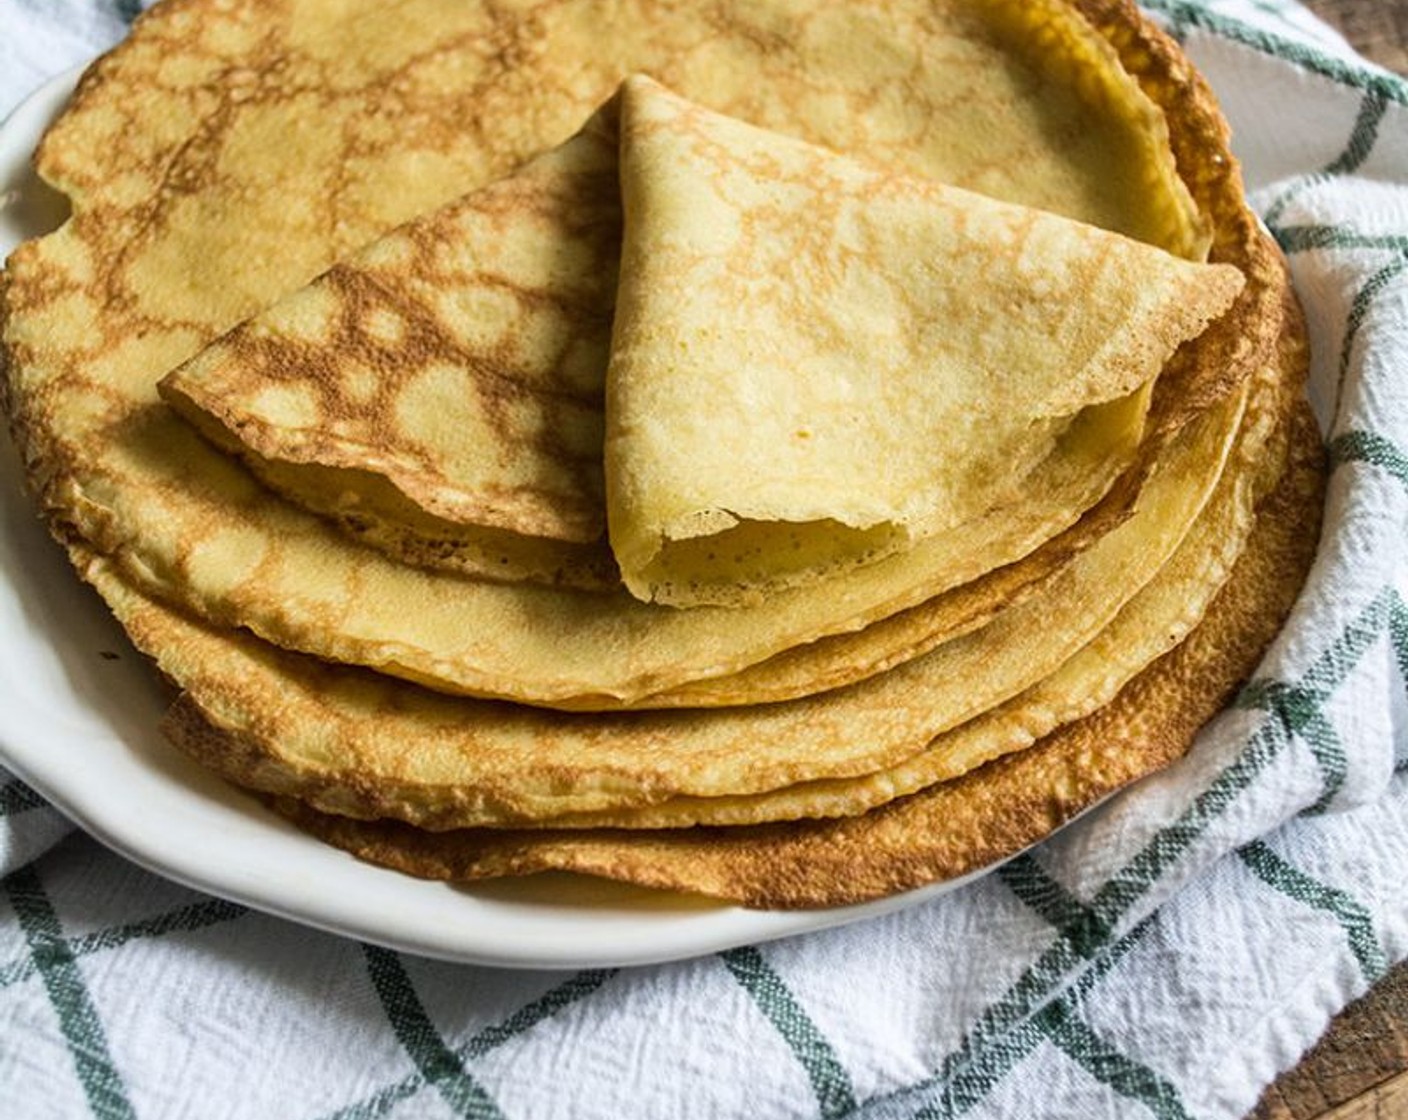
[160,112,624,591]
[605,77,1241,607]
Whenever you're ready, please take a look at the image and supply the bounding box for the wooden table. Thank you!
[1301,0,1408,73]
[1247,4,1408,1117]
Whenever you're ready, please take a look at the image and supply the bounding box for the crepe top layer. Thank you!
[160,75,1243,616]
[3,0,1263,706]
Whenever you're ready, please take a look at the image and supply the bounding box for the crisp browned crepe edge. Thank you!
[1075,0,1284,431]
[248,384,1323,908]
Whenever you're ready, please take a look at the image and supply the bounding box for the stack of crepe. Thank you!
[0,0,1323,907]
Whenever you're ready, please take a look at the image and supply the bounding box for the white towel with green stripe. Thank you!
[2,1,1407,1117]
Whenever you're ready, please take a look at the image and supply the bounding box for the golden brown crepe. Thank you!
[159,111,623,591]
[3,0,1259,711]
[605,76,1239,607]
[0,0,1323,909]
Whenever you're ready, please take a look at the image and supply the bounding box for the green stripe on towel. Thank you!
[4,866,137,1120]
[721,946,858,1118]
[362,945,506,1120]
[1238,840,1388,982]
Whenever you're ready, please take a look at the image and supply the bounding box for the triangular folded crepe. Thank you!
[606,77,1245,606]
[160,112,623,591]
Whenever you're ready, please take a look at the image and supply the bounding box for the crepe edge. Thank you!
[257,383,1324,908]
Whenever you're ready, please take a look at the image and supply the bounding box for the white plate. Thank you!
[0,69,992,969]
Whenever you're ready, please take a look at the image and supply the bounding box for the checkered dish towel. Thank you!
[3,2,1408,1118]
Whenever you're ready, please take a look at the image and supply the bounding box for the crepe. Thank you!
[1,0,1267,710]
[0,0,1323,909]
[159,111,623,591]
[605,76,1239,607]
